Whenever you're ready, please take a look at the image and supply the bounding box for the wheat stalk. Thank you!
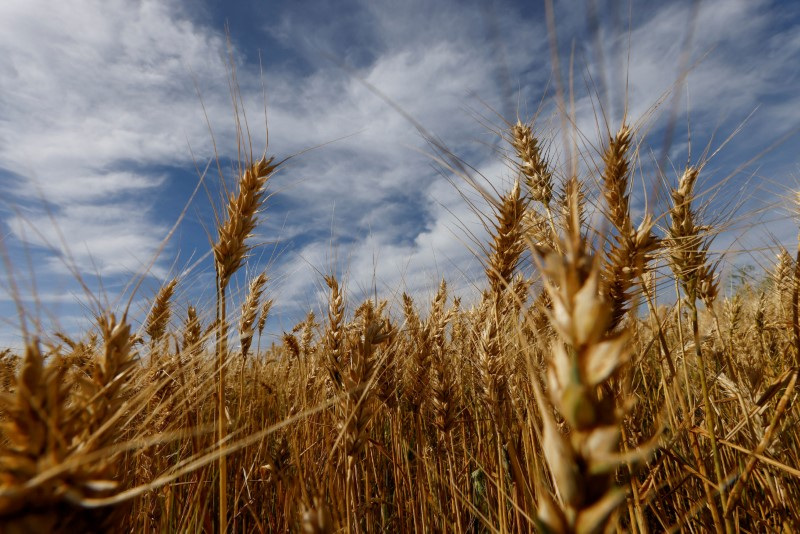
[666,165,729,531]
[212,155,276,531]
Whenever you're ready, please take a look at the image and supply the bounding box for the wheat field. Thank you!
[1,65,799,534]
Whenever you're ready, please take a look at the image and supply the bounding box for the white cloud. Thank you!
[7,201,169,277]
[0,0,238,278]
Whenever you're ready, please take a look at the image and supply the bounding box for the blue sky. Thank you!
[1,0,799,348]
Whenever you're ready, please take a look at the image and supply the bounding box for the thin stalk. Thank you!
[640,277,677,380]
[346,456,354,533]
[725,369,798,514]
[216,279,228,532]
[689,300,731,533]
[496,436,507,533]
[710,310,756,442]
[621,425,648,534]
[676,281,725,534]
[447,433,463,530]
[793,242,800,365]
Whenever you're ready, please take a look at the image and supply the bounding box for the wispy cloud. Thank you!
[0,0,238,277]
[257,0,800,319]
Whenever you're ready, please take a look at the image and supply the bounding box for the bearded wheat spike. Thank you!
[182,305,202,356]
[144,278,178,348]
[0,342,68,523]
[283,332,301,360]
[525,208,558,255]
[486,180,526,300]
[512,120,553,206]
[257,298,273,339]
[300,311,317,359]
[476,301,509,423]
[559,176,586,240]
[426,280,458,434]
[324,275,345,389]
[403,282,447,414]
[85,313,137,440]
[774,247,794,322]
[598,126,660,329]
[239,273,268,359]
[213,156,277,288]
[601,126,633,233]
[667,166,719,306]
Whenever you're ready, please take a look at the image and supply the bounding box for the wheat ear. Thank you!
[486,180,526,300]
[144,278,178,353]
[239,273,268,360]
[600,127,659,330]
[324,275,345,389]
[512,120,553,206]
[182,305,203,357]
